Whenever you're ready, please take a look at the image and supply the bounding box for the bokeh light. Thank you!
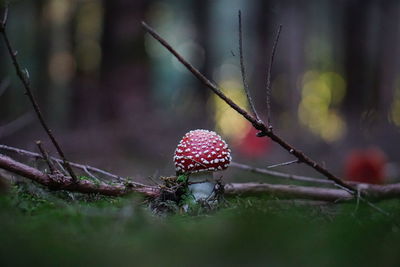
[298,71,347,142]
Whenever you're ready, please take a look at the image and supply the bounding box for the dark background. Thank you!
[1,0,399,183]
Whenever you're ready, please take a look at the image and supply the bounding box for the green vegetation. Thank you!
[1,182,400,267]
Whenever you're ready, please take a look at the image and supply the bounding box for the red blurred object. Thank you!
[236,126,271,158]
[344,147,387,184]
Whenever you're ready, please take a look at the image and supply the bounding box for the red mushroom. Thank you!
[174,129,232,201]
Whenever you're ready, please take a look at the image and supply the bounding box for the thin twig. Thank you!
[36,140,56,174]
[0,4,8,29]
[147,176,162,186]
[334,183,390,217]
[55,160,67,175]
[0,7,78,182]
[224,182,352,202]
[267,159,299,169]
[2,151,400,203]
[238,10,259,121]
[265,25,282,129]
[230,161,333,185]
[82,166,98,181]
[141,21,357,195]
[0,144,146,187]
[0,151,398,203]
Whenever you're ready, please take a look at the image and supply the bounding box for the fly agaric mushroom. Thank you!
[174,129,232,201]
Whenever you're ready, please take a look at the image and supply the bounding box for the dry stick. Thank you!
[55,160,68,175]
[3,151,400,203]
[238,10,259,121]
[0,4,8,27]
[0,143,336,190]
[230,161,333,185]
[265,25,282,129]
[0,144,147,187]
[0,8,77,182]
[0,153,159,197]
[232,161,393,216]
[225,183,352,202]
[82,167,99,181]
[141,21,357,195]
[36,140,56,174]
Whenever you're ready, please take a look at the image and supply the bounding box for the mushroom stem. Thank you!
[188,171,215,201]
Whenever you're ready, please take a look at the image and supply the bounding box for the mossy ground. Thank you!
[1,181,400,267]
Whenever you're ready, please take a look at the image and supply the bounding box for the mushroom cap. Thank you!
[174,129,232,174]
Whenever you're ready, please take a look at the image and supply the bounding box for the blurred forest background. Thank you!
[1,0,400,183]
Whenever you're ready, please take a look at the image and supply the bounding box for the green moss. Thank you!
[1,182,400,266]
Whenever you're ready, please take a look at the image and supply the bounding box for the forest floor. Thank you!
[1,181,400,267]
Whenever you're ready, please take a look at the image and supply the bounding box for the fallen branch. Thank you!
[0,153,159,197]
[0,144,146,187]
[2,152,400,203]
[1,144,332,187]
[225,183,352,202]
[228,182,400,202]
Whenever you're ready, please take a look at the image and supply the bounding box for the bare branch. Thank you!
[0,8,77,182]
[36,140,56,174]
[82,166,99,181]
[55,160,67,175]
[238,10,259,121]
[225,182,400,202]
[230,161,394,218]
[225,182,352,202]
[0,4,8,29]
[230,161,333,185]
[0,144,146,187]
[141,21,357,195]
[0,153,159,197]
[1,152,400,203]
[265,25,282,129]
